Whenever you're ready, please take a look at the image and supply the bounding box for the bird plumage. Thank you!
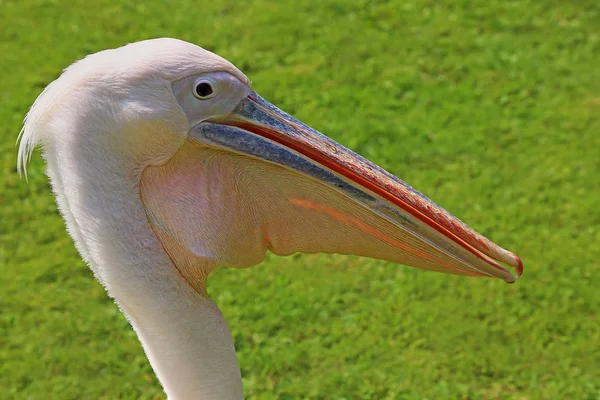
[19,38,521,399]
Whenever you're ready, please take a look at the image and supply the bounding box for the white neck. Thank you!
[120,275,244,400]
[43,138,244,399]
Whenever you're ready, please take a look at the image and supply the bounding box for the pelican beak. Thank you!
[194,92,522,283]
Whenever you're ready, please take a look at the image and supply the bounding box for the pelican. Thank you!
[18,38,522,399]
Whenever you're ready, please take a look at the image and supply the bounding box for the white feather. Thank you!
[18,38,249,399]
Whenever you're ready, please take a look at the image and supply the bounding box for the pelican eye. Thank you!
[193,80,215,99]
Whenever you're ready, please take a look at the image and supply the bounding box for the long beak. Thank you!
[197,92,522,283]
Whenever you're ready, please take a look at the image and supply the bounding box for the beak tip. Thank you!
[504,253,523,284]
[515,255,524,279]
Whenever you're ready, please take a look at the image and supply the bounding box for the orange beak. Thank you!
[186,91,522,282]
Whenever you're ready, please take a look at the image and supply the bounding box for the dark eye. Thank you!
[193,81,214,99]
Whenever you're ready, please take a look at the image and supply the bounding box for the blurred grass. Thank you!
[1,0,599,399]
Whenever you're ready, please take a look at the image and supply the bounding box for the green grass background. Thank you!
[1,0,599,398]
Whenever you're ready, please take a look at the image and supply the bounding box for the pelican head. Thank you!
[19,38,522,399]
